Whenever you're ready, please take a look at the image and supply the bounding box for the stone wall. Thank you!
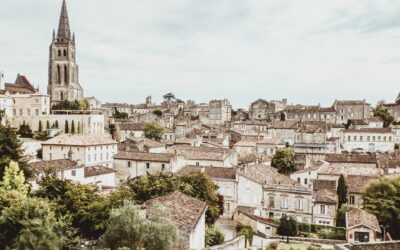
[270,236,345,245]
[209,235,246,250]
[335,241,400,250]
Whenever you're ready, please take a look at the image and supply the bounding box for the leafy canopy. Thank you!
[271,147,296,174]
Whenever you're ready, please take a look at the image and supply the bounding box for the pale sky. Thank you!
[1,0,400,109]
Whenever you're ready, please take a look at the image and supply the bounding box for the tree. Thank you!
[0,122,31,180]
[100,200,177,250]
[113,108,128,119]
[336,205,352,227]
[65,120,69,133]
[38,120,43,132]
[277,215,298,242]
[205,225,224,247]
[363,177,400,239]
[373,105,394,127]
[0,196,75,249]
[35,176,110,239]
[163,93,175,103]
[236,223,253,246]
[55,120,59,129]
[18,121,33,138]
[280,112,286,121]
[143,122,165,141]
[395,144,399,150]
[46,120,50,129]
[0,161,29,195]
[337,174,348,209]
[271,147,296,174]
[77,121,81,134]
[71,120,75,134]
[153,110,163,117]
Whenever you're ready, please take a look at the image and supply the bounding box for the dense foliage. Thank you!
[128,172,221,224]
[235,223,253,246]
[112,108,128,119]
[373,105,394,127]
[277,215,298,237]
[363,176,400,239]
[0,162,75,249]
[101,200,178,250]
[143,122,165,141]
[337,174,347,209]
[18,121,33,138]
[271,147,296,174]
[52,99,89,111]
[205,225,224,247]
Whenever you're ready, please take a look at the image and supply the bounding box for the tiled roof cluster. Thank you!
[166,145,233,161]
[238,164,297,187]
[313,179,336,191]
[43,134,117,146]
[144,191,207,230]
[346,208,380,232]
[117,122,144,131]
[114,151,174,162]
[346,175,378,194]
[84,166,115,177]
[29,159,81,173]
[314,189,337,204]
[325,154,377,164]
[178,166,237,180]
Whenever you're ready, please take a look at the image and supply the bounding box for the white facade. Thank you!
[342,129,395,153]
[189,210,206,250]
[11,93,50,117]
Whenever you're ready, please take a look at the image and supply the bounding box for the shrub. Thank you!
[205,225,224,247]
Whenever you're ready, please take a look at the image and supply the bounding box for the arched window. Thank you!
[57,65,61,84]
[64,65,68,83]
[63,49,67,57]
[60,92,64,101]
[58,50,61,57]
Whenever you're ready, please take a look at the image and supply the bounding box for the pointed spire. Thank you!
[72,32,75,44]
[52,29,55,41]
[57,0,71,42]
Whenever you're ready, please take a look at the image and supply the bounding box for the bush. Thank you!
[205,226,224,247]
[236,223,253,246]
[17,121,33,138]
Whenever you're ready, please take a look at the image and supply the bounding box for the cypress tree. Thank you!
[46,120,50,129]
[77,121,81,134]
[337,174,348,208]
[55,120,59,128]
[71,120,75,134]
[38,120,43,132]
[65,120,69,133]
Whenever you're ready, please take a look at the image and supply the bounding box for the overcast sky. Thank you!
[1,0,400,109]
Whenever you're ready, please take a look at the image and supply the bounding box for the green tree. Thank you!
[77,121,81,134]
[373,105,394,127]
[236,223,253,246]
[176,172,220,224]
[35,176,109,239]
[277,215,298,242]
[38,120,43,132]
[271,147,296,174]
[65,120,69,133]
[336,205,352,227]
[395,144,399,150]
[143,122,165,141]
[71,120,75,134]
[0,161,29,195]
[205,225,224,247]
[55,120,59,129]
[46,120,50,129]
[113,108,128,119]
[337,174,348,208]
[153,109,163,116]
[17,121,33,138]
[363,177,400,239]
[0,122,30,180]
[163,93,175,103]
[101,200,177,250]
[0,196,75,249]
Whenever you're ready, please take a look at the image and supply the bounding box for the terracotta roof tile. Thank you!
[114,151,173,162]
[346,208,380,232]
[177,166,237,180]
[84,166,115,177]
[145,191,207,230]
[43,134,117,146]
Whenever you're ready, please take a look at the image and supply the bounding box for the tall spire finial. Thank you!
[57,0,71,42]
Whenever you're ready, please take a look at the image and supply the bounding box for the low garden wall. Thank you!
[209,235,246,250]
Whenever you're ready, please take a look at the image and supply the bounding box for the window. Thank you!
[35,109,39,116]
[127,161,131,168]
[296,199,303,211]
[88,155,91,163]
[161,164,165,171]
[281,197,288,209]
[354,136,357,141]
[349,195,355,205]
[269,196,275,208]
[268,212,274,218]
[106,153,109,160]
[304,179,308,185]
[297,178,301,183]
[320,205,326,215]
[146,163,150,169]
[94,154,97,161]
[13,109,16,116]
[58,50,61,56]
[49,153,52,160]
[71,170,76,176]
[19,109,22,116]
[348,136,351,141]
[100,153,103,161]
[360,136,363,141]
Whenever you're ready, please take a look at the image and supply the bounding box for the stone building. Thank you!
[249,99,286,120]
[333,100,371,124]
[341,128,395,153]
[48,0,84,105]
[207,99,232,125]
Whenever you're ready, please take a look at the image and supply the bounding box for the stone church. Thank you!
[48,0,84,106]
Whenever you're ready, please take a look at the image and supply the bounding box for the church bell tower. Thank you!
[48,0,83,106]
